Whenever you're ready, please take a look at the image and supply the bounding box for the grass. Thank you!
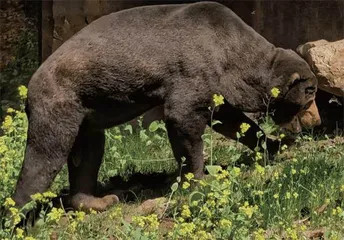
[0,92,343,239]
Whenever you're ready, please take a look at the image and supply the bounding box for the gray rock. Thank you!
[297,39,344,97]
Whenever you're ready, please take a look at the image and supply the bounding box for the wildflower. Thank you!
[213,94,225,107]
[291,168,297,175]
[281,144,288,151]
[292,158,298,163]
[179,222,196,237]
[286,227,298,240]
[273,194,279,199]
[293,192,299,199]
[6,108,15,113]
[109,206,122,219]
[300,224,307,231]
[18,85,28,99]
[181,205,191,219]
[341,185,344,192]
[271,87,280,98]
[254,190,264,196]
[254,228,266,240]
[185,172,194,181]
[273,171,279,180]
[30,193,43,202]
[89,209,97,215]
[47,207,64,223]
[2,116,13,130]
[16,228,24,239]
[279,133,285,139]
[199,180,207,187]
[42,191,57,199]
[255,152,263,161]
[182,181,190,189]
[9,207,21,225]
[4,197,15,207]
[132,216,145,228]
[219,219,232,228]
[232,167,241,177]
[75,211,86,221]
[239,201,258,219]
[255,164,265,175]
[286,192,291,199]
[240,123,251,134]
[195,230,211,240]
[201,206,212,217]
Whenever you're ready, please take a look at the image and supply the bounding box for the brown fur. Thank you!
[13,2,318,210]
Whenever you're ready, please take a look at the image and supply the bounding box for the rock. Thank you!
[296,39,344,97]
[137,197,169,217]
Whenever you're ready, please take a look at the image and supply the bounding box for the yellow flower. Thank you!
[2,116,13,130]
[181,205,191,219]
[340,185,344,192]
[240,123,251,134]
[279,133,285,139]
[132,216,145,228]
[293,192,299,199]
[254,190,264,196]
[281,144,288,151]
[4,197,15,207]
[219,219,232,228]
[179,222,196,237]
[182,182,190,189]
[25,237,36,240]
[255,164,265,175]
[18,85,28,99]
[47,207,64,223]
[271,87,280,98]
[273,194,279,199]
[291,168,297,175]
[185,173,194,181]
[286,227,298,240]
[232,167,241,177]
[286,192,291,199]
[273,171,279,180]
[254,228,266,240]
[255,152,263,161]
[213,94,224,107]
[75,211,86,221]
[16,228,24,239]
[6,108,15,113]
[109,206,122,219]
[42,191,57,198]
[239,202,258,219]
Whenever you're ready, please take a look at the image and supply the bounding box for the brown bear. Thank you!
[13,1,319,211]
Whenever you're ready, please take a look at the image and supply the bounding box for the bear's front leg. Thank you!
[211,102,284,155]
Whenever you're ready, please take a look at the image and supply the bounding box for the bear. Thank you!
[13,1,319,211]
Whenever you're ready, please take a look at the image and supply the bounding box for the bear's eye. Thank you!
[305,86,316,95]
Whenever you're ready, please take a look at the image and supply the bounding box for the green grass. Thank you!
[0,92,344,239]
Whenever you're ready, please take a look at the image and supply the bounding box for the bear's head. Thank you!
[269,49,321,133]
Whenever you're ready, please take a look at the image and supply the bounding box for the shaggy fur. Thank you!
[13,2,318,210]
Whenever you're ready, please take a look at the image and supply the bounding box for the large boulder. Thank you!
[296,39,344,97]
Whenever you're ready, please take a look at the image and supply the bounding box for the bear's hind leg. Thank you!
[68,125,118,211]
[164,102,209,179]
